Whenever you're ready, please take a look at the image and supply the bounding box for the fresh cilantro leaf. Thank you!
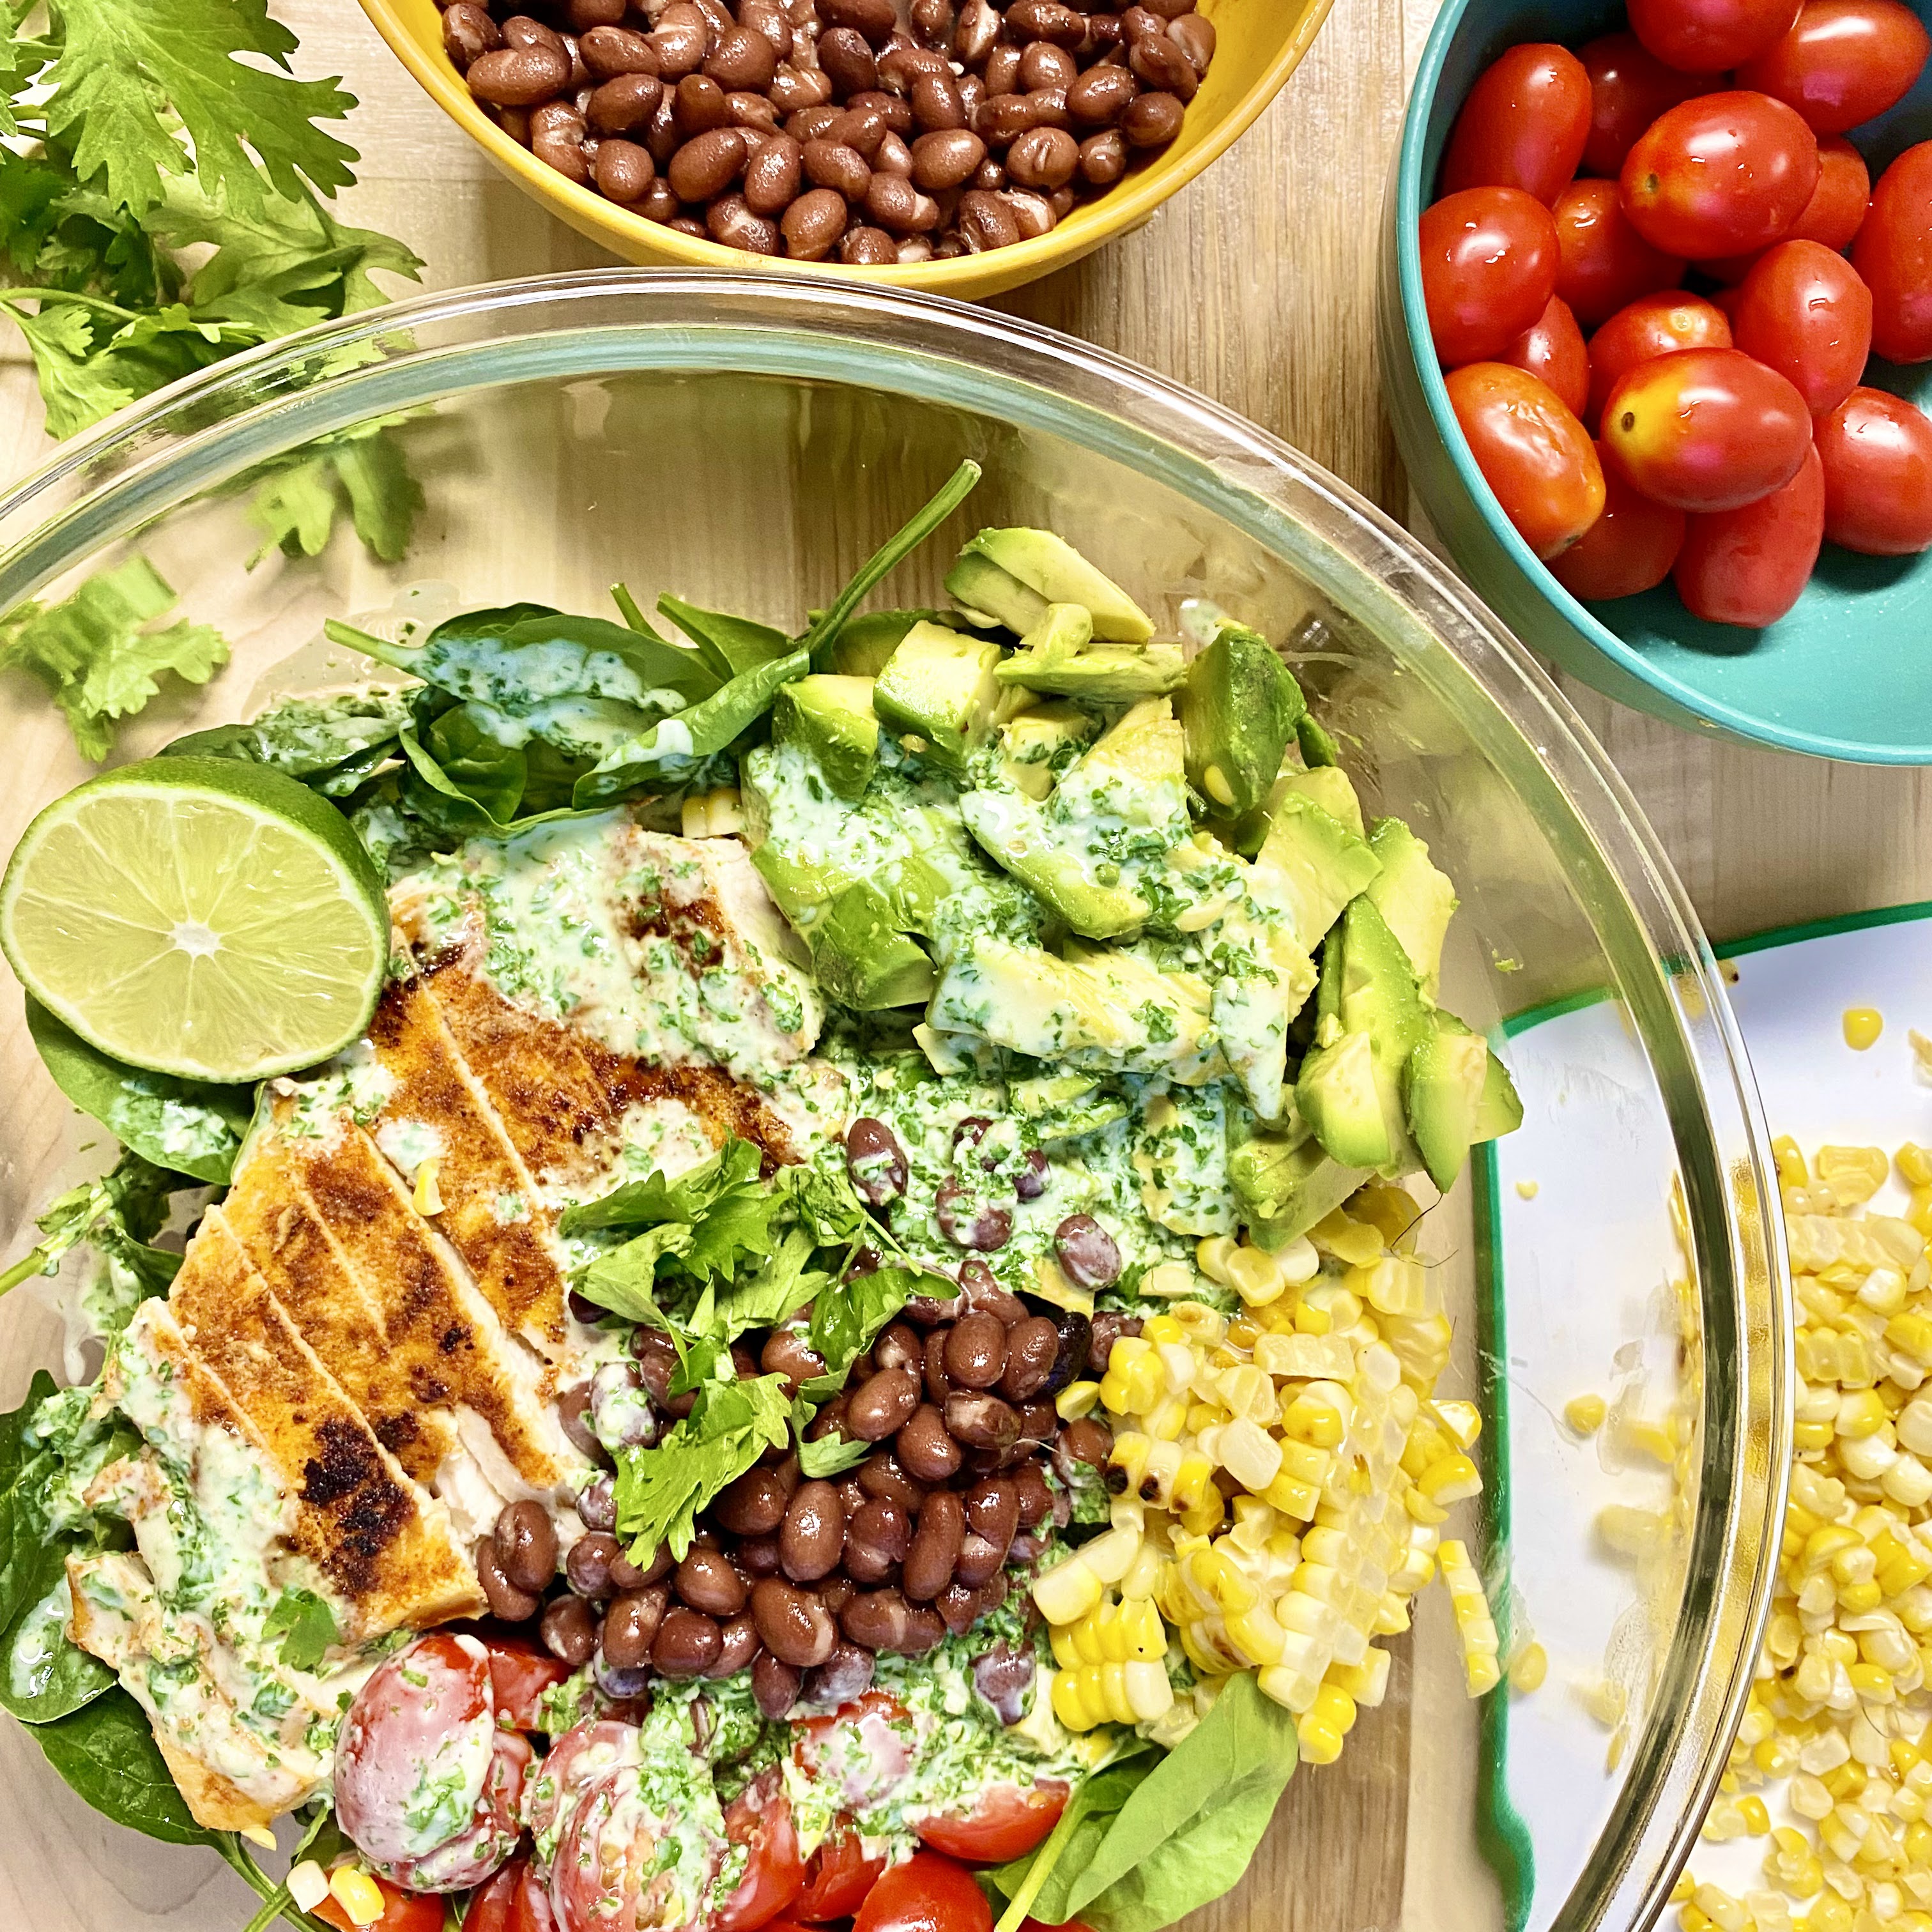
[0,1151,193,1300]
[677,1185,787,1287]
[714,1229,824,1339]
[331,429,426,565]
[0,555,227,760]
[45,0,360,220]
[615,1374,792,1561]
[783,1148,877,1248]
[797,1433,871,1479]
[796,1266,933,1402]
[576,1226,694,1331]
[262,1588,337,1672]
[561,1137,763,1235]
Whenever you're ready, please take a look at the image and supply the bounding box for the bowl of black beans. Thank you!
[360,0,1337,294]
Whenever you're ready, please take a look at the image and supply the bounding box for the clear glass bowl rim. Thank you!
[0,268,1790,1932]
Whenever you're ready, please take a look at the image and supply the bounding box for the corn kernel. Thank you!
[1056,1380,1101,1422]
[1228,1245,1287,1307]
[1846,1008,1885,1052]
[288,1864,331,1914]
[1509,1642,1549,1694]
[330,1870,388,1929]
[1565,1393,1609,1436]
[1196,1236,1240,1285]
[1034,1555,1105,1625]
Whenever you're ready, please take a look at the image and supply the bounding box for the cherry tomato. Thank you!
[524,1718,644,1858]
[915,1782,1070,1864]
[712,1770,808,1932]
[553,1762,715,1932]
[1441,44,1593,204]
[1701,134,1872,277]
[1737,0,1931,132]
[793,1691,915,1815]
[1621,92,1820,259]
[1628,0,1802,71]
[1733,238,1874,413]
[1586,292,1734,424]
[794,1820,889,1922]
[852,1853,993,1932]
[1675,441,1825,622]
[1552,178,1685,328]
[1418,187,1562,365]
[1446,362,1608,557]
[1503,294,1591,416]
[1549,449,1689,597]
[1816,385,1932,553]
[481,1636,571,1731]
[1601,346,1813,508]
[1853,142,1932,363]
[316,1878,447,1932]
[464,1859,558,1932]
[1578,32,1707,176]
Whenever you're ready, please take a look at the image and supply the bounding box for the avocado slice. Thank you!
[1209,903,1317,1125]
[1232,1130,1374,1250]
[1335,895,1433,1173]
[1285,765,1366,838]
[1298,712,1341,767]
[946,549,1050,636]
[998,702,1096,799]
[806,881,937,1010]
[995,644,1188,702]
[1179,624,1307,818]
[958,788,1149,939]
[953,528,1154,642]
[773,675,878,801]
[873,621,1004,771]
[1402,1013,1491,1190]
[816,609,944,677]
[1252,792,1383,951]
[1475,1038,1526,1142]
[1296,1027,1393,1169]
[1365,817,1459,1001]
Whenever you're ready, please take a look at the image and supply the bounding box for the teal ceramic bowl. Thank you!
[1380,0,1932,761]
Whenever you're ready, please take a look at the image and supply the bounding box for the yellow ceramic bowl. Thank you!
[356,0,1331,297]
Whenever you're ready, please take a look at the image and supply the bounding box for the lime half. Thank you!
[1,756,390,1083]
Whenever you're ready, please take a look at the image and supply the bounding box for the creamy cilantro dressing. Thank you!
[375,1116,444,1177]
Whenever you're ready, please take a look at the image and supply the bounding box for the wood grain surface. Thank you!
[0,0,1897,1924]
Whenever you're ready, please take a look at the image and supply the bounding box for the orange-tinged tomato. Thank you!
[1418,187,1562,366]
[1549,450,1689,598]
[915,1782,1069,1864]
[1621,92,1820,261]
[1816,386,1932,553]
[1579,32,1706,177]
[1503,294,1591,417]
[1440,44,1593,204]
[316,1878,447,1932]
[853,1855,992,1932]
[1552,178,1685,328]
[1586,292,1734,424]
[1629,0,1802,70]
[1445,362,1607,557]
[1853,142,1932,364]
[1675,441,1825,624]
[1733,238,1873,414]
[1737,0,1931,132]
[1701,134,1871,279]
[1600,346,1814,509]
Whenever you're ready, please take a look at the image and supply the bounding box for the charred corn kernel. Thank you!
[1418,1453,1483,1505]
[1186,1545,1259,1616]
[1034,1555,1105,1625]
[1055,1380,1101,1423]
[1280,1390,1347,1450]
[1565,1393,1609,1435]
[1510,1642,1549,1693]
[330,1871,387,1928]
[1226,1314,1262,1351]
[1196,1236,1239,1285]
[1178,1487,1226,1537]
[1219,1418,1284,1494]
[1171,1453,1219,1517]
[287,1864,331,1914]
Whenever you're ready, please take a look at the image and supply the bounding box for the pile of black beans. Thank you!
[431,0,1218,264]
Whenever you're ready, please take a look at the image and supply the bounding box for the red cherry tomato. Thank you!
[1737,0,1931,132]
[1733,238,1874,413]
[795,1821,889,1922]
[1418,187,1562,366]
[853,1853,993,1932]
[1601,346,1813,509]
[1816,385,1932,552]
[915,1782,1070,1864]
[553,1762,715,1932]
[1853,142,1932,364]
[1503,294,1591,417]
[1552,178,1685,327]
[1440,44,1593,204]
[1628,0,1802,71]
[480,1636,571,1731]
[464,1859,558,1932]
[1621,92,1820,259]
[1578,32,1706,177]
[793,1692,916,1815]
[316,1878,447,1932]
[712,1770,808,1932]
[1587,292,1734,424]
[1549,449,1689,597]
[1446,362,1609,557]
[1701,134,1872,277]
[1675,441,1825,622]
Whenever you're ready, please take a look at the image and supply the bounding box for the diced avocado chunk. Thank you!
[1180,624,1307,818]
[1233,1130,1374,1250]
[1296,1027,1392,1169]
[997,642,1188,702]
[1298,712,1341,767]
[806,882,937,1009]
[1285,765,1365,838]
[998,702,1096,799]
[1365,817,1459,999]
[1402,1012,1490,1190]
[773,675,878,801]
[1475,1039,1525,1142]
[954,528,1154,642]
[928,936,1223,1083]
[873,622,1003,771]
[946,549,1051,636]
[816,609,943,677]
[958,789,1149,939]
[1252,792,1383,951]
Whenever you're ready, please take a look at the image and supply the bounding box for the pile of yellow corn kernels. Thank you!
[1030,1181,1510,1767]
[1675,1140,1932,1932]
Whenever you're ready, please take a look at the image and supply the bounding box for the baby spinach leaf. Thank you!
[658,595,794,682]
[37,1686,223,1845]
[0,1371,62,1637]
[0,1579,114,1726]
[162,691,410,781]
[263,1588,338,1671]
[987,1744,1157,1930]
[574,649,809,804]
[616,1372,792,1561]
[423,702,528,824]
[27,995,252,1184]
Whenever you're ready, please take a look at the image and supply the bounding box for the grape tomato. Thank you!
[914,1781,1069,1864]
[793,1821,888,1922]
[1853,142,1932,364]
[1586,292,1735,424]
[1675,441,1825,623]
[1505,294,1591,415]
[852,1853,992,1932]
[1629,0,1804,71]
[464,1860,557,1932]
[1737,0,1931,132]
[1446,362,1607,557]
[1733,237,1874,413]
[1419,187,1563,365]
[1579,31,1707,176]
[1440,43,1593,204]
[318,1878,447,1932]
[1621,91,1821,259]
[1701,134,1873,278]
[1549,452,1689,599]
[1816,386,1932,553]
[1553,178,1685,326]
[711,1770,806,1932]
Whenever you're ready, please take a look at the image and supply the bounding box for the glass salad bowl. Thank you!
[0,273,1785,1932]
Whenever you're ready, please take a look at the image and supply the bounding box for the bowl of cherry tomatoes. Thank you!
[1381,0,1932,759]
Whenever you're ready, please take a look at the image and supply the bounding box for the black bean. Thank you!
[806,1641,876,1705]
[541,1593,599,1667]
[897,1405,962,1482]
[602,1585,670,1667]
[845,1117,908,1204]
[677,1546,749,1616]
[753,1649,803,1718]
[709,1613,762,1676]
[495,1500,559,1595]
[652,1606,723,1677]
[848,1366,922,1440]
[1056,1215,1123,1290]
[945,1392,1022,1452]
[477,1540,539,1621]
[781,1481,846,1580]
[752,1577,838,1666]
[567,1532,620,1598]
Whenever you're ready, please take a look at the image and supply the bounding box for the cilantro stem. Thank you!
[0,288,144,323]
